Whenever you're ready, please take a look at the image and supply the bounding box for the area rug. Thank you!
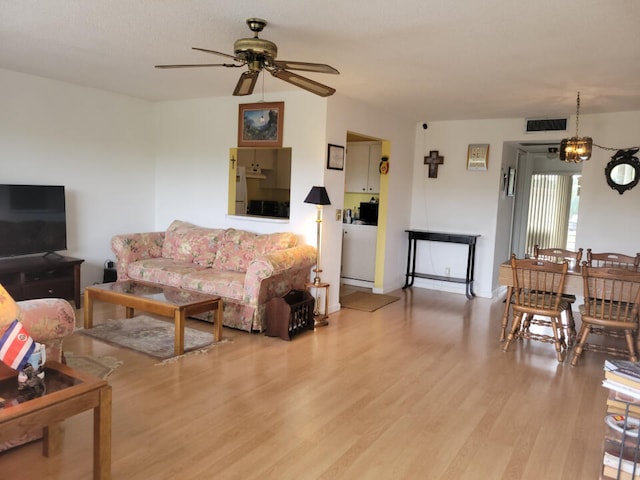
[64,352,123,379]
[340,292,400,312]
[79,315,223,360]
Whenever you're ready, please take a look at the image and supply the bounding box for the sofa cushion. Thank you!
[181,270,245,301]
[127,258,207,287]
[212,229,297,273]
[161,220,225,266]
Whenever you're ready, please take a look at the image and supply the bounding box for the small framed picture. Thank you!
[238,102,284,147]
[467,144,489,171]
[327,144,345,170]
[507,167,517,196]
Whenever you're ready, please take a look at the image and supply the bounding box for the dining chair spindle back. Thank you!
[571,264,640,366]
[533,245,583,344]
[586,249,640,270]
[503,255,571,362]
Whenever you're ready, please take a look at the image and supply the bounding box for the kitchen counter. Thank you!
[341,223,378,283]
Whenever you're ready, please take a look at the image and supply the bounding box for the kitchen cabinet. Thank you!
[341,224,377,282]
[239,148,290,189]
[262,148,291,189]
[345,142,382,194]
[254,148,275,169]
[237,148,275,175]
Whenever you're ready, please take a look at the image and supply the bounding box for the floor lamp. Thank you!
[304,186,331,326]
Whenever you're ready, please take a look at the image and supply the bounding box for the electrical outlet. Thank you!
[335,209,342,221]
[445,267,451,277]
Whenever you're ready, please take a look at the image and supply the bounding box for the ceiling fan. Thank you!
[155,18,339,97]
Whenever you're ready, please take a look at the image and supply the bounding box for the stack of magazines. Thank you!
[602,360,640,479]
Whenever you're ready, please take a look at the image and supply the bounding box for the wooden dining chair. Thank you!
[583,250,640,344]
[533,245,583,344]
[586,249,640,270]
[503,255,571,362]
[534,245,583,266]
[571,264,640,366]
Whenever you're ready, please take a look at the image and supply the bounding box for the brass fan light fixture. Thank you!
[559,92,592,163]
[155,18,339,97]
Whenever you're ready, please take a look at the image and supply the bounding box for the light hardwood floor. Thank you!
[0,287,609,479]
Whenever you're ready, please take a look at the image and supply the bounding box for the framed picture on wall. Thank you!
[327,144,345,170]
[467,144,489,171]
[238,101,284,147]
[507,167,517,196]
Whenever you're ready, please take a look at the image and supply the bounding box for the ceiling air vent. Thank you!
[525,118,568,133]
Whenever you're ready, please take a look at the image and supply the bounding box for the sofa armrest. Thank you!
[18,298,76,362]
[111,231,165,280]
[243,245,317,303]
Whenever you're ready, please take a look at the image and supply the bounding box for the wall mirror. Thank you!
[231,147,292,218]
[605,148,640,195]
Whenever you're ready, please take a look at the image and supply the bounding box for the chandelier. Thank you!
[559,92,592,163]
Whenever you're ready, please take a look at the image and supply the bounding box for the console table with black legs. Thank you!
[402,230,480,299]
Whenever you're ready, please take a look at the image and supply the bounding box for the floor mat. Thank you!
[340,292,400,312]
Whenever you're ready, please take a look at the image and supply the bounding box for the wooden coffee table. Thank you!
[84,281,223,356]
[0,361,112,480]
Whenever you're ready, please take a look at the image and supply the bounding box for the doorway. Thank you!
[524,173,581,256]
[340,131,389,297]
[509,144,583,258]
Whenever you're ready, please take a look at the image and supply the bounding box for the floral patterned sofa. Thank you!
[111,220,317,332]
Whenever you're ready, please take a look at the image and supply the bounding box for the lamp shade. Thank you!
[560,92,592,163]
[559,136,593,163]
[304,186,331,206]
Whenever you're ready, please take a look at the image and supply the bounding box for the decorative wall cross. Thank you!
[424,150,444,178]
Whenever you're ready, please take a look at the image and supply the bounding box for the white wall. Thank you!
[412,111,640,297]
[576,111,640,254]
[154,91,416,313]
[153,91,327,239]
[5,67,637,305]
[0,69,155,286]
[0,68,415,307]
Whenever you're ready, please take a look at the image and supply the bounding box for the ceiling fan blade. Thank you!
[270,69,336,97]
[272,60,339,75]
[155,63,242,69]
[233,70,260,96]
[192,47,242,62]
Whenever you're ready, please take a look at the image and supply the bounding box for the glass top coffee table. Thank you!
[0,361,111,480]
[84,280,223,356]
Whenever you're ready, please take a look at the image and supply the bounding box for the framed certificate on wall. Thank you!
[467,144,489,171]
[327,144,345,170]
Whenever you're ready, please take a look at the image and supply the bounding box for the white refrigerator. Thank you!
[235,166,247,215]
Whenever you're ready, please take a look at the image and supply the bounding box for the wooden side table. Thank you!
[305,281,329,327]
[0,361,112,480]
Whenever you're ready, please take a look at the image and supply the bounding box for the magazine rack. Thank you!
[602,361,640,478]
[603,390,640,478]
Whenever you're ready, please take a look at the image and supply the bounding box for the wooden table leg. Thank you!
[125,307,134,319]
[84,289,94,329]
[174,309,185,356]
[214,299,223,342]
[94,385,112,480]
[43,422,62,457]
[500,286,513,342]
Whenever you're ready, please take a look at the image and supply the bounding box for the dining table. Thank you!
[498,260,582,342]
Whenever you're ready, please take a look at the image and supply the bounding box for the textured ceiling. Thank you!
[1,0,639,122]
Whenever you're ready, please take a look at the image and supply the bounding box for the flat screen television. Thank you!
[0,184,67,258]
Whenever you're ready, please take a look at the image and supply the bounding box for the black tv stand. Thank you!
[0,255,84,308]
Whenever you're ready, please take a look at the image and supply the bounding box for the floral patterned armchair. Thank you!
[0,295,76,452]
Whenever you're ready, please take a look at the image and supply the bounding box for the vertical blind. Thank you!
[525,174,573,257]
